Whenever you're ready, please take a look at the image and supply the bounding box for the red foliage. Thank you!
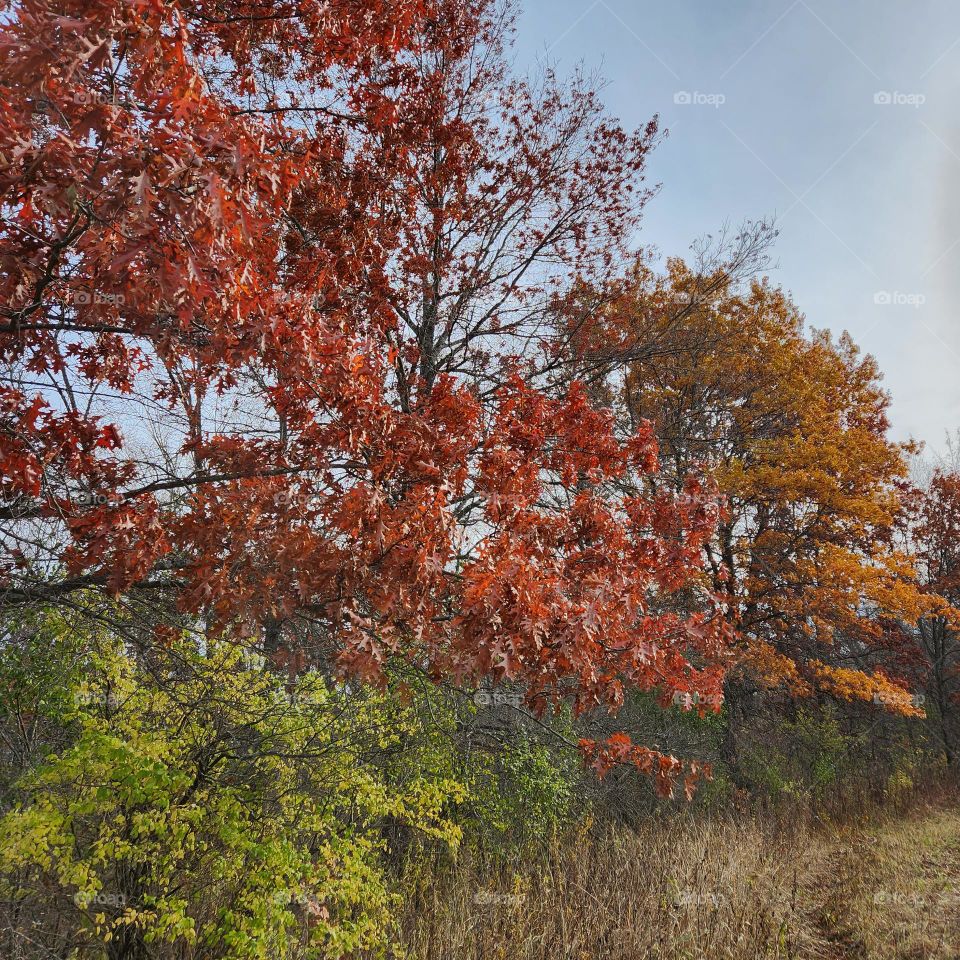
[0,0,732,790]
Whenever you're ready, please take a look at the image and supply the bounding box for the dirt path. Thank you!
[802,804,960,959]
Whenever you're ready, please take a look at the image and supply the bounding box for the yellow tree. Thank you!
[577,259,929,729]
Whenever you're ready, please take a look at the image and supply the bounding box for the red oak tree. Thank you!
[0,0,731,791]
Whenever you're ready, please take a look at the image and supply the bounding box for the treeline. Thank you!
[0,0,958,957]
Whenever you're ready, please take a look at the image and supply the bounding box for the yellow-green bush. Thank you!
[0,614,464,959]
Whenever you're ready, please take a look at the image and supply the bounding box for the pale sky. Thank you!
[517,0,960,456]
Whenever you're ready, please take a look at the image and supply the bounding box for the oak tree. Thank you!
[582,260,928,726]
[0,0,730,791]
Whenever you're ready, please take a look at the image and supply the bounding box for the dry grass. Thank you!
[398,813,835,960]
[398,797,960,960]
[828,804,960,959]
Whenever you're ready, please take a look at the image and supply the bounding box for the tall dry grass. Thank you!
[398,812,837,960]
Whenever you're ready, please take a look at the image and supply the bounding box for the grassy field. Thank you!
[816,805,960,959]
[399,796,960,960]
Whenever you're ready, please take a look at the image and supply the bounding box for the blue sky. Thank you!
[515,0,960,455]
